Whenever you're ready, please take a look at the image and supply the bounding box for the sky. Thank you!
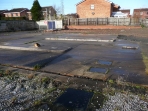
[0,0,148,15]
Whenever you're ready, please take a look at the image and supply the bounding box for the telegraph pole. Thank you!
[61,0,64,18]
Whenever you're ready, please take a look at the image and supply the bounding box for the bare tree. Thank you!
[53,4,61,15]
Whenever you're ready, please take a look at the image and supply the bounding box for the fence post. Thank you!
[87,18,88,25]
[117,18,119,26]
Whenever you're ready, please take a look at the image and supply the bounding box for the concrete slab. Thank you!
[41,39,148,83]
[0,32,148,84]
[0,49,61,69]
[0,45,72,53]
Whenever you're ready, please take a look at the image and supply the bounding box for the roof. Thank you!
[0,10,8,14]
[134,8,148,12]
[42,6,53,11]
[76,0,120,8]
[120,9,130,13]
[112,11,128,17]
[4,8,28,13]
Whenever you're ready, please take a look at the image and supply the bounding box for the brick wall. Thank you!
[66,25,141,30]
[77,0,112,18]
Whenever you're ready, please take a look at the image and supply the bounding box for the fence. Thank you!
[64,18,148,27]
[0,20,36,32]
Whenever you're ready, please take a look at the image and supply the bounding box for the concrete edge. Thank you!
[0,45,72,53]
[45,38,116,42]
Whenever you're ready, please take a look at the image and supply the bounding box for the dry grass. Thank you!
[27,74,35,80]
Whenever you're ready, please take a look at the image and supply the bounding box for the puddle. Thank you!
[98,60,112,66]
[89,67,108,74]
[54,88,93,111]
[122,46,138,50]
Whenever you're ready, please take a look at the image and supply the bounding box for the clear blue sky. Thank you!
[0,0,147,15]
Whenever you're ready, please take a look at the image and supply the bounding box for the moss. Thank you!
[142,53,148,74]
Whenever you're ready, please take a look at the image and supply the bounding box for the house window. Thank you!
[147,12,148,14]
[11,13,13,17]
[90,4,95,10]
[16,13,18,16]
[140,12,143,15]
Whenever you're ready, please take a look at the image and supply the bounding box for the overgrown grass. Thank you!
[142,53,148,74]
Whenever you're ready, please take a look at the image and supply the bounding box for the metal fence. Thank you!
[63,18,148,27]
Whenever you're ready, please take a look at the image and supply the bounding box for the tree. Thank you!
[53,4,61,19]
[31,0,42,21]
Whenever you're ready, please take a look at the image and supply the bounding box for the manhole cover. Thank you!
[89,67,108,74]
[54,88,93,110]
[98,60,112,66]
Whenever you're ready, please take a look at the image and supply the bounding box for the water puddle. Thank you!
[98,60,112,66]
[122,46,138,50]
[54,88,93,111]
[89,67,108,74]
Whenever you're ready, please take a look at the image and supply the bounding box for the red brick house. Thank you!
[3,8,29,19]
[76,0,120,18]
[133,8,148,19]
[0,10,8,18]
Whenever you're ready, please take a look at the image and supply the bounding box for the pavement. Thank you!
[0,31,148,85]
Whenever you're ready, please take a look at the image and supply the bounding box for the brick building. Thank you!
[76,0,120,18]
[27,6,56,20]
[0,10,8,18]
[3,8,29,18]
[133,8,148,19]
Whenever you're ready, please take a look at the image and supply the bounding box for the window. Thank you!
[16,13,18,16]
[140,12,143,15]
[147,12,148,14]
[11,13,13,17]
[90,4,95,10]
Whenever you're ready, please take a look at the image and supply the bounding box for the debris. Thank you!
[34,43,41,47]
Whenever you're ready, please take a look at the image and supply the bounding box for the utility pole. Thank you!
[61,0,64,18]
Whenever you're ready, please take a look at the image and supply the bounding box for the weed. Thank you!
[141,24,145,28]
[27,74,35,80]
[34,100,42,106]
[24,39,44,44]
[41,77,50,84]
[33,64,42,70]
[10,97,17,104]
[5,70,11,75]
[108,79,115,84]
[142,53,148,74]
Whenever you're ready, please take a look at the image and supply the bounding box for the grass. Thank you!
[33,64,42,70]
[142,53,148,74]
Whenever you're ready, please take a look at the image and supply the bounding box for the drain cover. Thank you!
[98,60,112,66]
[89,67,108,74]
[54,88,93,110]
